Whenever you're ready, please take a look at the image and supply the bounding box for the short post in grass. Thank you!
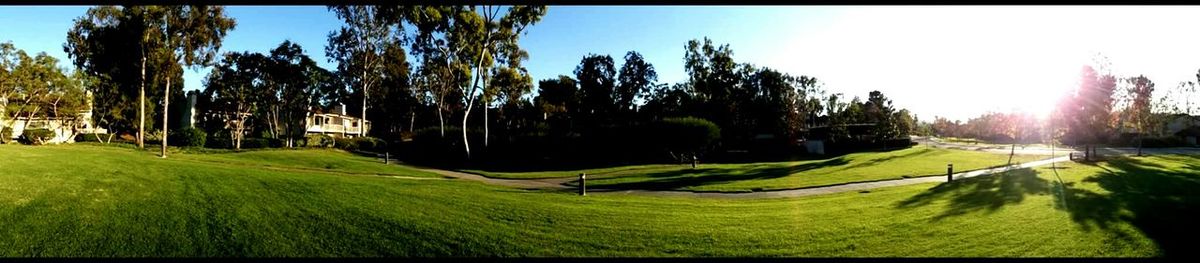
[579,173,587,196]
[384,151,389,164]
[691,154,698,169]
[947,163,954,182]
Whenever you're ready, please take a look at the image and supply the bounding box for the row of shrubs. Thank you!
[1113,136,1189,148]
[66,126,388,152]
[399,117,725,169]
[1,127,58,145]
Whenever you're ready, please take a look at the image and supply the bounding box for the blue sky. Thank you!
[5,6,1200,121]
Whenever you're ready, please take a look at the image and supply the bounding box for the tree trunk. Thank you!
[139,51,146,148]
[235,117,244,151]
[484,104,489,147]
[267,106,278,139]
[462,107,472,159]
[1137,133,1144,156]
[361,71,369,137]
[285,120,293,148]
[437,104,445,138]
[160,72,170,157]
[1009,143,1016,165]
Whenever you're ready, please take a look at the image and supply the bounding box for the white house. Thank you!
[305,104,369,138]
[1,91,107,144]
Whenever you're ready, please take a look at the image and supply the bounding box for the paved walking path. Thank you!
[405,155,1072,199]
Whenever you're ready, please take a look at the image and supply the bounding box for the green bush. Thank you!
[19,129,56,145]
[74,133,105,143]
[203,134,273,150]
[334,137,356,151]
[1140,136,1185,148]
[206,135,232,149]
[407,126,478,165]
[654,117,721,161]
[169,127,207,147]
[352,136,386,152]
[304,134,333,147]
[1,127,12,144]
[240,138,271,149]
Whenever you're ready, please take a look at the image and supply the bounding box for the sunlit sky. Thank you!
[3,6,1200,121]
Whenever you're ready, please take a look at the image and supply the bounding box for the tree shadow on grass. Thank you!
[897,155,1200,257]
[894,168,1051,221]
[834,147,936,172]
[1059,155,1200,257]
[584,157,850,191]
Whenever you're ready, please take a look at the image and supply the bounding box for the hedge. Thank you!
[169,127,207,147]
[240,138,271,149]
[0,127,11,144]
[19,129,56,145]
[654,117,722,161]
[1139,136,1186,148]
[304,134,333,148]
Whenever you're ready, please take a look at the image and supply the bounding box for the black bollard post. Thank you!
[579,173,587,196]
[691,154,698,169]
[947,163,954,182]
[384,151,389,164]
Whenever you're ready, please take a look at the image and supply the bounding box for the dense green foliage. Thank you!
[1,144,1195,256]
[169,127,207,147]
[0,127,11,144]
[654,117,721,161]
[64,6,235,147]
[18,129,55,145]
[332,136,385,152]
[303,134,333,148]
[2,42,89,140]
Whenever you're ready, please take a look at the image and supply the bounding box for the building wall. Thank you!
[304,113,368,137]
[5,119,87,144]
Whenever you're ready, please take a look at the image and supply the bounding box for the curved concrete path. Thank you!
[405,155,1071,199]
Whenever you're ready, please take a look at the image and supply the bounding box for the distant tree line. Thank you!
[927,55,1200,159]
[1,41,90,143]
[18,5,924,167]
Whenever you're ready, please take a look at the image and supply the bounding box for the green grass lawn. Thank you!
[469,146,1046,192]
[1,144,1194,257]
[935,137,1056,149]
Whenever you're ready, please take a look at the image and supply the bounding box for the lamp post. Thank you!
[947,163,954,182]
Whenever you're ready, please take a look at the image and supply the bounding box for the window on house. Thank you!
[314,117,322,125]
[353,121,358,128]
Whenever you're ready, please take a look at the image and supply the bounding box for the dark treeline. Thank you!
[404,37,916,169]
[31,5,920,167]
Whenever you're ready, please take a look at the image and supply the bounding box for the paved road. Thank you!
[406,155,1072,199]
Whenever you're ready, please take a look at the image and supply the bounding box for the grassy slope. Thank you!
[2,144,1193,257]
[471,146,1045,192]
[173,148,441,178]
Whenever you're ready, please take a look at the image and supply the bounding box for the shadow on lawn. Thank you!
[1061,155,1200,257]
[895,168,1050,221]
[585,157,850,191]
[834,147,935,172]
[446,146,916,173]
[897,155,1200,257]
